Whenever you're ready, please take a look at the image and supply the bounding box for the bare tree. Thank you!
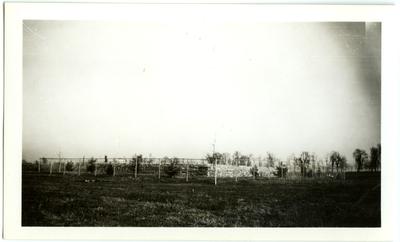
[329,151,340,173]
[266,152,275,168]
[206,152,223,164]
[339,156,347,173]
[370,145,379,172]
[377,143,381,171]
[233,151,241,166]
[223,153,231,165]
[296,152,311,177]
[239,155,249,166]
[257,155,263,167]
[310,153,317,176]
[353,149,368,172]
[328,151,346,177]
[287,153,296,173]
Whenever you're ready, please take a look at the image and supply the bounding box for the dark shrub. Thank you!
[65,161,74,171]
[22,160,37,171]
[197,165,208,176]
[106,163,114,176]
[129,155,142,173]
[274,165,288,178]
[250,165,259,177]
[86,158,97,173]
[164,158,181,178]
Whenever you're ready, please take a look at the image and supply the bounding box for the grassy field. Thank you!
[22,172,380,227]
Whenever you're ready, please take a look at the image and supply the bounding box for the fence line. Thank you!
[41,157,209,165]
[23,156,361,184]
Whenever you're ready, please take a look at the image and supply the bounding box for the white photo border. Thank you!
[4,3,400,241]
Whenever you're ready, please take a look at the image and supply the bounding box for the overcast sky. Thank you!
[23,21,381,163]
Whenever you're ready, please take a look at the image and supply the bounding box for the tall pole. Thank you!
[186,160,189,182]
[78,160,81,176]
[235,168,238,183]
[49,160,53,175]
[158,158,161,180]
[213,136,217,186]
[253,158,256,180]
[214,158,217,185]
[58,152,62,173]
[235,153,238,182]
[135,155,138,179]
[38,158,41,173]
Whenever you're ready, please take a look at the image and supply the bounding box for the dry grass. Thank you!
[22,172,380,227]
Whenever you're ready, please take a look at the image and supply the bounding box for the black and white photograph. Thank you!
[4,2,399,241]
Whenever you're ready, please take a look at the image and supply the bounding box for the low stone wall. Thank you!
[258,167,276,178]
[207,165,249,178]
[207,165,276,178]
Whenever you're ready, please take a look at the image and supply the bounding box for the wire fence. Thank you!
[24,157,262,178]
[22,156,357,182]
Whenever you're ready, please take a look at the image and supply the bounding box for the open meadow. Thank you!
[22,172,380,227]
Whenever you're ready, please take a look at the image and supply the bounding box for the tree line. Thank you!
[353,144,381,172]
[204,143,381,176]
[23,144,381,177]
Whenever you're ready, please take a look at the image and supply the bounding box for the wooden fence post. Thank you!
[38,159,41,173]
[235,167,238,183]
[113,164,116,176]
[186,160,189,182]
[252,161,256,180]
[94,163,97,176]
[135,156,138,179]
[49,160,53,175]
[58,160,62,173]
[78,161,81,176]
[158,159,161,180]
[63,162,66,175]
[214,159,217,186]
